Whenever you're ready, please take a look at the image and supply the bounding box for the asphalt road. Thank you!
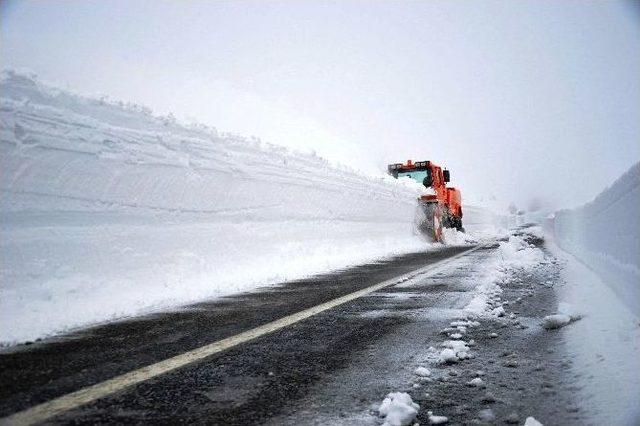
[0,245,469,424]
[0,235,583,425]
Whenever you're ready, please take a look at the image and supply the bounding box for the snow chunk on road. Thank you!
[442,339,469,352]
[414,367,431,377]
[542,314,572,330]
[427,411,449,424]
[491,306,506,317]
[524,416,544,426]
[543,302,582,329]
[466,377,486,388]
[378,392,419,426]
[439,348,459,364]
[439,340,470,363]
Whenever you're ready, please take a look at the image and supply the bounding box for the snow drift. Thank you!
[553,162,640,314]
[0,71,433,345]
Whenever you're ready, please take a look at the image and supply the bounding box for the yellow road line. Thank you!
[1,245,482,426]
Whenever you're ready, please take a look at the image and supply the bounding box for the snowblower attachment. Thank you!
[388,159,463,242]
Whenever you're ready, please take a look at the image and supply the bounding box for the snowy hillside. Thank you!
[0,71,444,345]
[554,162,640,314]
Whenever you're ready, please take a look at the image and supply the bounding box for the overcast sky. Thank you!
[2,0,639,210]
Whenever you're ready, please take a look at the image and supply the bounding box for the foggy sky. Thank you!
[2,0,639,211]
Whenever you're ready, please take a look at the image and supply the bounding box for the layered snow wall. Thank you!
[0,71,435,344]
[554,162,640,314]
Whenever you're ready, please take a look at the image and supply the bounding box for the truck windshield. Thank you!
[397,170,428,185]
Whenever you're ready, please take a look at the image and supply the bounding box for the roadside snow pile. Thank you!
[464,233,545,317]
[378,392,419,426]
[554,161,640,314]
[0,71,430,345]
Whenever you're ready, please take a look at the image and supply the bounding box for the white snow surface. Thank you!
[553,161,640,314]
[0,72,438,345]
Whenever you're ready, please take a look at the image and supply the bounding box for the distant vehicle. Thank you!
[388,159,463,242]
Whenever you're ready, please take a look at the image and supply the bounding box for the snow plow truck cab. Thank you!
[388,159,463,242]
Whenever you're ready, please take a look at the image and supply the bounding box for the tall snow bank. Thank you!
[554,162,640,314]
[0,71,428,345]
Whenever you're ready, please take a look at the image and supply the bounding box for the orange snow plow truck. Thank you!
[388,159,463,242]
